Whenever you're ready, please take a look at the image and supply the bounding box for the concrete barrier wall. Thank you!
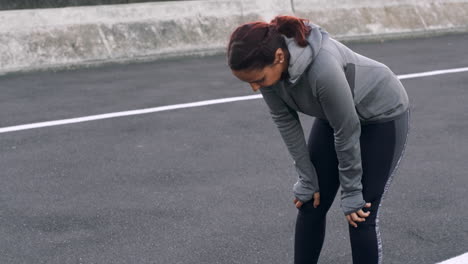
[0,0,292,74]
[0,0,467,74]
[294,0,468,40]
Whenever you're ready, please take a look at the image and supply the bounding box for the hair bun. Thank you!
[269,15,311,46]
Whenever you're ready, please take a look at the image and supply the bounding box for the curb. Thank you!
[0,0,467,75]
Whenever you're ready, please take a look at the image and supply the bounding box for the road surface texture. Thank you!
[1,33,467,264]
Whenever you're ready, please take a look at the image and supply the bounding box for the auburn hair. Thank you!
[227,15,311,71]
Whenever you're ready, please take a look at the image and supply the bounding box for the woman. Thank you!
[227,15,410,264]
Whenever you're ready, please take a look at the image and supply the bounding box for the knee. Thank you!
[349,212,378,230]
[297,199,332,217]
[353,219,377,230]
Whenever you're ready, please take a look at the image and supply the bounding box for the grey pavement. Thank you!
[1,33,468,264]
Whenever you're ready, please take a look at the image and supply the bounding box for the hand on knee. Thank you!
[345,202,371,228]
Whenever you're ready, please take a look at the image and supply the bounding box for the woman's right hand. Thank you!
[294,192,320,209]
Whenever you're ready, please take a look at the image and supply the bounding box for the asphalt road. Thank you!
[1,33,467,264]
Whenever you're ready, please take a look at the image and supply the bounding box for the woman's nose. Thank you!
[250,83,261,92]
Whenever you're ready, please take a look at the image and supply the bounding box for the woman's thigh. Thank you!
[305,118,340,212]
[359,110,410,218]
[304,110,410,215]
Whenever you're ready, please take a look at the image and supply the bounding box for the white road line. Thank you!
[0,95,262,134]
[397,67,468,80]
[436,252,468,264]
[1,66,468,134]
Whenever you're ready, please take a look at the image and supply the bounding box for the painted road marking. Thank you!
[1,66,468,134]
[436,252,468,264]
[0,95,262,134]
[398,67,468,80]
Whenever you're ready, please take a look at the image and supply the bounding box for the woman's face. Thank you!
[231,48,288,92]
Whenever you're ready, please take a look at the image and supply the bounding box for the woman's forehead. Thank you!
[232,68,264,82]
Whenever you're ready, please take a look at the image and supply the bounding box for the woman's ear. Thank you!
[275,48,285,64]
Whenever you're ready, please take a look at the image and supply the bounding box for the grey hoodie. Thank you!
[259,23,409,215]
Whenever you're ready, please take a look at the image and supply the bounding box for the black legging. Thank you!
[294,109,410,264]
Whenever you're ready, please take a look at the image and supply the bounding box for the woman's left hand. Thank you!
[346,202,371,228]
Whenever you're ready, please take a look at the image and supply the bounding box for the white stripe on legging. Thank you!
[375,109,411,264]
[1,66,468,134]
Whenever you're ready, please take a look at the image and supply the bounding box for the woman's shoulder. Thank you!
[307,48,344,82]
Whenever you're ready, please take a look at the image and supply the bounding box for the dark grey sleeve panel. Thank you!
[259,86,320,203]
[314,55,366,215]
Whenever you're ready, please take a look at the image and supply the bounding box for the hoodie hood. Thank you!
[283,22,328,84]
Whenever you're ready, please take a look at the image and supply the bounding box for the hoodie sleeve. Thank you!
[315,56,366,216]
[259,86,320,203]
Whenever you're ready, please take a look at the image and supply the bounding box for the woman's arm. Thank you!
[315,57,366,216]
[260,86,320,203]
